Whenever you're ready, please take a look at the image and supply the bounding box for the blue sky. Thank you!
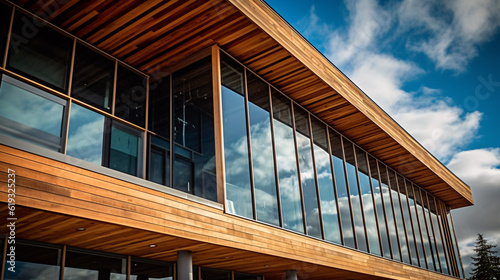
[265,0,500,277]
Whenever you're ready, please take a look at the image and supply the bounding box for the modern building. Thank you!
[0,0,473,279]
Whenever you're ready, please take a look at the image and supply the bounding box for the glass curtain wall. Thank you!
[398,176,418,266]
[380,165,401,261]
[407,181,425,268]
[369,156,391,258]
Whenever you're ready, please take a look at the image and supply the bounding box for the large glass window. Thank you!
[149,76,170,139]
[108,122,143,177]
[64,249,126,280]
[407,181,425,268]
[344,140,367,252]
[67,103,105,165]
[369,157,391,258]
[247,72,279,226]
[380,165,400,261]
[3,242,61,280]
[0,75,66,151]
[272,90,303,233]
[149,135,170,186]
[398,176,418,266]
[8,11,72,92]
[115,65,147,127]
[423,193,439,271]
[172,56,216,201]
[429,195,449,274]
[294,106,321,238]
[389,171,409,264]
[130,258,173,280]
[330,130,354,248]
[0,2,11,67]
[221,54,253,219]
[312,118,340,244]
[72,42,115,112]
[414,186,431,269]
[356,148,380,255]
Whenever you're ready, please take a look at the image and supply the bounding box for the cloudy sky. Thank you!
[265,0,500,277]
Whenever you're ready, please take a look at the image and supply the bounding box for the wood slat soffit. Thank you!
[8,0,472,208]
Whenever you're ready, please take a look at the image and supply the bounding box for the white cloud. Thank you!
[447,148,500,277]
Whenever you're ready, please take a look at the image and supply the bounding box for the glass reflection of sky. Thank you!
[67,103,105,165]
[222,86,253,219]
[274,120,304,233]
[3,262,59,280]
[0,80,63,136]
[248,102,279,226]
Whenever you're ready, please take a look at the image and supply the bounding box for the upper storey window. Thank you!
[0,2,11,67]
[7,10,72,92]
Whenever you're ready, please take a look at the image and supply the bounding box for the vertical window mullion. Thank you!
[387,169,402,261]
[396,176,412,264]
[340,136,358,249]
[308,113,325,240]
[377,161,393,259]
[267,85,283,228]
[2,5,14,68]
[326,128,343,244]
[366,154,383,255]
[353,147,369,252]
[243,68,257,220]
[291,102,308,235]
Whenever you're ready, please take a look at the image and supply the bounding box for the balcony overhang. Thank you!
[8,0,472,208]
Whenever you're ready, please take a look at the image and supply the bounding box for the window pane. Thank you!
[329,130,354,248]
[8,11,72,92]
[344,140,367,252]
[369,157,391,258]
[149,135,170,186]
[398,176,418,265]
[3,242,60,280]
[72,43,114,112]
[222,85,253,218]
[130,258,173,280]
[407,182,425,268]
[312,119,340,244]
[294,106,321,238]
[429,195,449,274]
[67,103,105,165]
[149,76,170,139]
[0,75,65,151]
[172,57,216,201]
[389,171,409,263]
[273,90,303,233]
[414,186,431,269]
[64,250,126,280]
[0,3,11,67]
[356,147,380,255]
[380,165,400,261]
[424,193,439,271]
[109,123,142,176]
[115,65,146,127]
[247,72,279,226]
[200,268,231,280]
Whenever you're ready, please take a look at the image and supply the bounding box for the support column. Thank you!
[286,269,297,280]
[177,250,193,280]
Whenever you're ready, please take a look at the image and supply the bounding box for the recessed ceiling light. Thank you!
[149,244,157,248]
[76,228,86,231]
[264,265,270,268]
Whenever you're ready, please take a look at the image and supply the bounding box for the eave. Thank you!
[8,0,473,208]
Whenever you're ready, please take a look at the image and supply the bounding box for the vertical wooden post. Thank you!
[212,45,225,207]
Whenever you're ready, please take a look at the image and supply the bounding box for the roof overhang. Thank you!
[8,0,473,208]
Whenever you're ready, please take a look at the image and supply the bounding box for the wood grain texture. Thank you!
[0,144,459,280]
[6,0,471,209]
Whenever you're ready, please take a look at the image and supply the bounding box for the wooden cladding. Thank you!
[0,144,460,280]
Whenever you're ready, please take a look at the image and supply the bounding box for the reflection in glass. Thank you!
[2,242,60,280]
[67,103,105,165]
[0,76,65,151]
[149,135,170,186]
[115,65,147,127]
[398,176,418,265]
[312,119,340,244]
[64,250,126,280]
[423,193,438,271]
[109,123,142,176]
[0,2,11,67]
[247,72,279,226]
[130,258,173,280]
[294,106,321,238]
[356,148,380,255]
[344,140,367,252]
[273,91,303,233]
[72,42,114,111]
[407,182,425,268]
[330,130,354,248]
[8,11,72,92]
[222,85,253,218]
[369,157,391,258]
[414,186,431,269]
[149,75,170,139]
[429,195,449,274]
[389,171,409,263]
[172,57,216,201]
[380,165,400,261]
